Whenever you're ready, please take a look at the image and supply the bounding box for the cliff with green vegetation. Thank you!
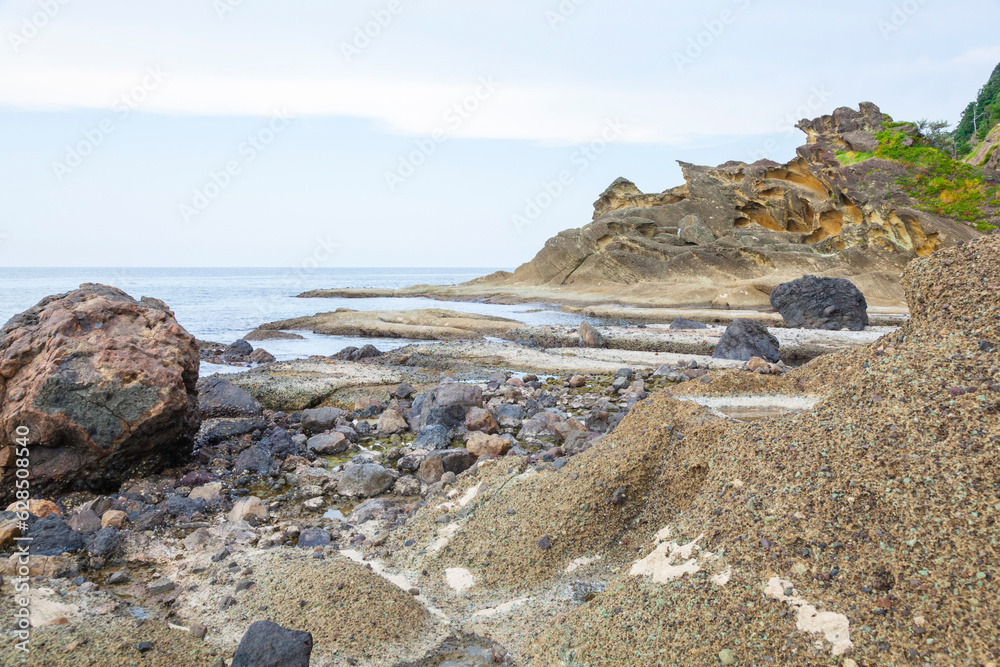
[954,62,1000,157]
[835,122,999,232]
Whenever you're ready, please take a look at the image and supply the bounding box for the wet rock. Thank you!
[306,432,349,456]
[669,318,709,330]
[198,378,263,418]
[223,339,254,362]
[415,424,451,450]
[300,407,345,434]
[568,375,587,389]
[337,464,394,498]
[27,515,85,555]
[770,275,869,331]
[712,319,780,362]
[231,620,313,667]
[0,285,200,504]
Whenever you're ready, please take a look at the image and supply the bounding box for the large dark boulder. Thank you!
[770,275,869,331]
[0,284,200,504]
[713,319,781,362]
[27,514,85,556]
[231,620,313,667]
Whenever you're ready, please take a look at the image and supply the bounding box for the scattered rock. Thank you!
[337,464,394,498]
[579,321,605,348]
[198,377,263,418]
[231,620,313,667]
[713,319,781,362]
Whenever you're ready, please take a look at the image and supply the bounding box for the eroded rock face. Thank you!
[0,285,200,504]
[770,275,869,331]
[479,103,982,308]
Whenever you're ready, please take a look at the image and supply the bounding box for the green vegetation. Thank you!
[837,127,999,232]
[954,62,1000,156]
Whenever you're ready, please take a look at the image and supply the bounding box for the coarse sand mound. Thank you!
[519,235,1000,665]
[385,236,998,665]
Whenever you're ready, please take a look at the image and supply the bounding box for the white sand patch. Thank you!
[445,568,475,594]
[436,484,484,512]
[428,522,461,554]
[29,588,77,626]
[630,528,730,586]
[711,567,733,586]
[472,597,531,618]
[764,577,853,656]
[677,394,821,412]
[565,555,602,574]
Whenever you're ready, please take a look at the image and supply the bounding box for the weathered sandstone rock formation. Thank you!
[478,103,982,308]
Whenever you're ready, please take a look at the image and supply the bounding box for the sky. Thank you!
[0,0,998,268]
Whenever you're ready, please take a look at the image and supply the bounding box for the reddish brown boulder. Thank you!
[0,284,200,503]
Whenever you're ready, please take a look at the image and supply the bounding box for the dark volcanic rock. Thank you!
[415,424,451,450]
[234,445,277,476]
[27,515,85,556]
[0,284,200,504]
[300,407,344,434]
[231,620,313,667]
[337,464,394,498]
[770,275,870,331]
[199,417,268,446]
[198,377,263,418]
[86,526,122,558]
[222,339,253,362]
[712,319,781,362]
[332,344,383,362]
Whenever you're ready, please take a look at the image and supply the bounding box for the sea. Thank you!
[0,268,587,372]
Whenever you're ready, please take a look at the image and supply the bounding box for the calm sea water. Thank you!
[0,268,585,369]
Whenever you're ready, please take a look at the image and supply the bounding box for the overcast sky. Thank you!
[1,0,998,268]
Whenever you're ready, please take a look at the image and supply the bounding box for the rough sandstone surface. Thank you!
[0,285,200,503]
[254,308,522,341]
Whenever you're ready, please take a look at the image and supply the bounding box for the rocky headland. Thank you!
[301,103,987,312]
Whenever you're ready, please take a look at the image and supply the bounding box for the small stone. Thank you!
[719,649,736,665]
[147,579,175,595]
[135,641,154,653]
[190,623,208,640]
[537,535,552,550]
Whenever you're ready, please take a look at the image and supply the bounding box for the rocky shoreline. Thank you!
[1,236,998,666]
